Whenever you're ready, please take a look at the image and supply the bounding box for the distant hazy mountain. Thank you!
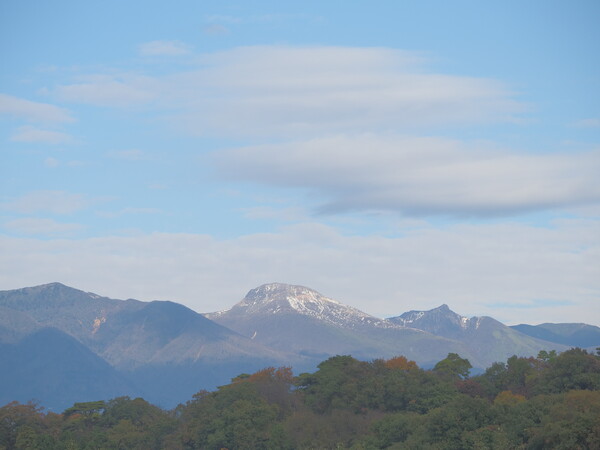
[510,323,600,349]
[388,304,568,366]
[207,283,474,368]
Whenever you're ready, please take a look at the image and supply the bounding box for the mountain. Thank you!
[207,283,474,368]
[388,304,568,366]
[0,281,589,411]
[510,323,600,349]
[0,327,135,411]
[0,283,293,408]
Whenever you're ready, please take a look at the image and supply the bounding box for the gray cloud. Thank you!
[215,135,600,217]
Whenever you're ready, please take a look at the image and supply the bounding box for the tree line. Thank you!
[1,348,599,449]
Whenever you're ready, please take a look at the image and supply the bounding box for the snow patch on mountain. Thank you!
[209,283,401,330]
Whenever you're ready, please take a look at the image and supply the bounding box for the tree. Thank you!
[433,353,472,380]
[532,348,600,395]
[537,349,557,362]
[527,390,600,449]
[383,356,418,371]
[0,402,47,450]
[63,401,106,419]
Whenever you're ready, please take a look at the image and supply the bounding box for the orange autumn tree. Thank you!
[384,356,418,371]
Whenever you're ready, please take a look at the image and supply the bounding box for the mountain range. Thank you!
[1,282,596,411]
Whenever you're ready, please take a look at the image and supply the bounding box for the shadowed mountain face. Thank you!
[0,327,136,412]
[510,323,600,349]
[207,283,475,368]
[388,305,568,366]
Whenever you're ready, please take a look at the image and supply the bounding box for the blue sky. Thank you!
[1,0,599,324]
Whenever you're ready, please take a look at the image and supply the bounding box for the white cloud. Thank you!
[202,24,229,35]
[0,93,74,123]
[170,46,522,137]
[572,118,600,128]
[3,218,83,236]
[0,218,598,324]
[50,46,523,134]
[10,125,73,144]
[138,40,191,56]
[215,135,600,217]
[3,190,88,215]
[44,157,60,168]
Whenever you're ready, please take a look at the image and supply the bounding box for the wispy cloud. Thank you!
[54,74,157,107]
[106,149,147,161]
[202,24,229,36]
[3,190,88,215]
[10,125,73,144]
[0,93,74,123]
[3,217,83,236]
[138,40,191,56]
[204,14,243,24]
[572,118,600,128]
[95,207,162,219]
[44,157,60,168]
[204,13,322,25]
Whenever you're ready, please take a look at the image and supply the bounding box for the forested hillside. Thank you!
[2,348,599,449]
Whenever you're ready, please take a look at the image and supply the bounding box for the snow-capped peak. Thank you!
[239,283,341,311]
[211,283,398,329]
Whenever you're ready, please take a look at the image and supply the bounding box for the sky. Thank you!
[1,0,599,325]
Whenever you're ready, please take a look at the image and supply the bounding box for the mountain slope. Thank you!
[207,283,475,368]
[0,327,136,411]
[388,304,568,365]
[510,323,600,348]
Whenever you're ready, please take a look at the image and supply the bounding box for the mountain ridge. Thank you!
[207,283,479,368]
[0,281,591,410]
[387,303,570,366]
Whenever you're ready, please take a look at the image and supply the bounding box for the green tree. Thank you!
[0,402,47,450]
[532,348,600,395]
[527,390,600,449]
[63,401,106,419]
[433,353,472,380]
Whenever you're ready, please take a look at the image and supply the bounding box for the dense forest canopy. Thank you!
[1,348,599,449]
